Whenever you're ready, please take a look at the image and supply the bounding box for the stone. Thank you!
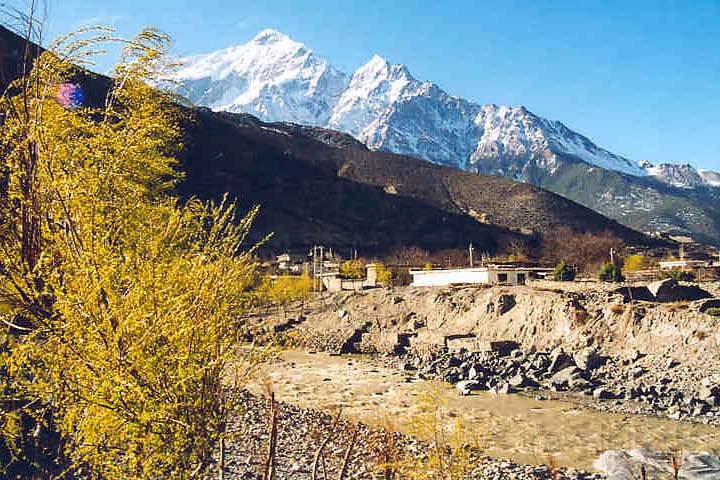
[631,367,646,379]
[571,378,592,391]
[478,340,521,357]
[699,299,720,314]
[694,403,710,416]
[573,347,603,371]
[550,366,582,390]
[549,348,575,374]
[509,373,534,388]
[647,278,711,303]
[496,383,511,395]
[593,388,615,400]
[455,380,480,395]
[666,358,680,369]
[496,294,516,315]
[699,385,720,403]
[445,334,477,353]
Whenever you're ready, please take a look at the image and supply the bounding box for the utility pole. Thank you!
[469,243,474,268]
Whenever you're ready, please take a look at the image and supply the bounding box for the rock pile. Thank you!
[400,345,720,423]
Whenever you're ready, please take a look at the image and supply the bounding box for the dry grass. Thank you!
[609,303,625,315]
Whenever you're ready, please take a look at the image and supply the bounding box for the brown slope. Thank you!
[177,109,526,254]
[213,113,655,246]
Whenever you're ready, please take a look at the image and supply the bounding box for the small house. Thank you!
[409,266,536,287]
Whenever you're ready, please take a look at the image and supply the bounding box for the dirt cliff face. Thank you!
[292,282,720,364]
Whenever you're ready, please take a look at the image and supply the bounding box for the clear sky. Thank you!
[11,0,720,170]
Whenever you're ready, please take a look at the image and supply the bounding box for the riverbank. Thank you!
[268,282,720,424]
[213,390,603,480]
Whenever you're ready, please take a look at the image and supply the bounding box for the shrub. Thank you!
[340,260,364,279]
[662,269,696,282]
[599,262,624,282]
[623,254,646,272]
[374,263,392,286]
[0,26,271,479]
[552,261,576,281]
[542,227,625,275]
[705,308,720,317]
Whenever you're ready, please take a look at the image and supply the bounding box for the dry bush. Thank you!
[542,228,625,274]
[385,246,430,267]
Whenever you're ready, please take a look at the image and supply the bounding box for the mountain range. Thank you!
[172,29,720,245]
[0,24,659,256]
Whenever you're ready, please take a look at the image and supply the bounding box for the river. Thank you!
[250,349,720,471]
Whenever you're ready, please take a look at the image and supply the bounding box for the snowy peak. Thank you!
[328,55,418,136]
[700,169,720,187]
[173,30,349,125]
[170,29,711,188]
[251,28,290,45]
[643,162,720,189]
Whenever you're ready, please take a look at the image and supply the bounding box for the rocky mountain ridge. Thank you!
[172,29,720,244]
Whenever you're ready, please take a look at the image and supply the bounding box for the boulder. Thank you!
[455,380,481,395]
[478,340,521,357]
[509,373,537,389]
[699,299,720,314]
[613,286,654,302]
[573,347,603,371]
[445,334,477,353]
[593,388,615,400]
[495,294,516,315]
[550,366,582,390]
[647,278,711,303]
[549,348,575,374]
[596,449,720,480]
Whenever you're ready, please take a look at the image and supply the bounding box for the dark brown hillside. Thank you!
[216,113,655,245]
[178,109,525,254]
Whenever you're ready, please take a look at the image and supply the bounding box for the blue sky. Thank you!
[13,0,720,170]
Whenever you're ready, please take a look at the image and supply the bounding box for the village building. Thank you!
[409,265,544,287]
[276,252,309,274]
[319,264,381,292]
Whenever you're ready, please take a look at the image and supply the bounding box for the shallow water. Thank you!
[250,349,720,470]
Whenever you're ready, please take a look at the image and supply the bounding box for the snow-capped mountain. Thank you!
[700,169,720,187]
[640,161,709,189]
[171,29,720,244]
[173,29,348,125]
[172,29,649,177]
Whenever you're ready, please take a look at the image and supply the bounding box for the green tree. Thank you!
[0,26,266,479]
[552,261,576,281]
[598,262,624,283]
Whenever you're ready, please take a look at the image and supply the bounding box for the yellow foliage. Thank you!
[423,263,434,271]
[374,263,392,286]
[0,27,268,479]
[340,260,364,279]
[387,382,480,480]
[623,254,646,272]
[261,273,312,304]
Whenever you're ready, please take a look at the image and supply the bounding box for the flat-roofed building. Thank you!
[409,266,540,287]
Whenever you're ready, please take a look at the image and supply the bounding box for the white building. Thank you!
[658,259,709,270]
[409,266,535,287]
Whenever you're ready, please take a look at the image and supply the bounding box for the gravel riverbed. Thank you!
[209,392,603,480]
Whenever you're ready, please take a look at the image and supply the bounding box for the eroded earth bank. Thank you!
[231,280,720,479]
